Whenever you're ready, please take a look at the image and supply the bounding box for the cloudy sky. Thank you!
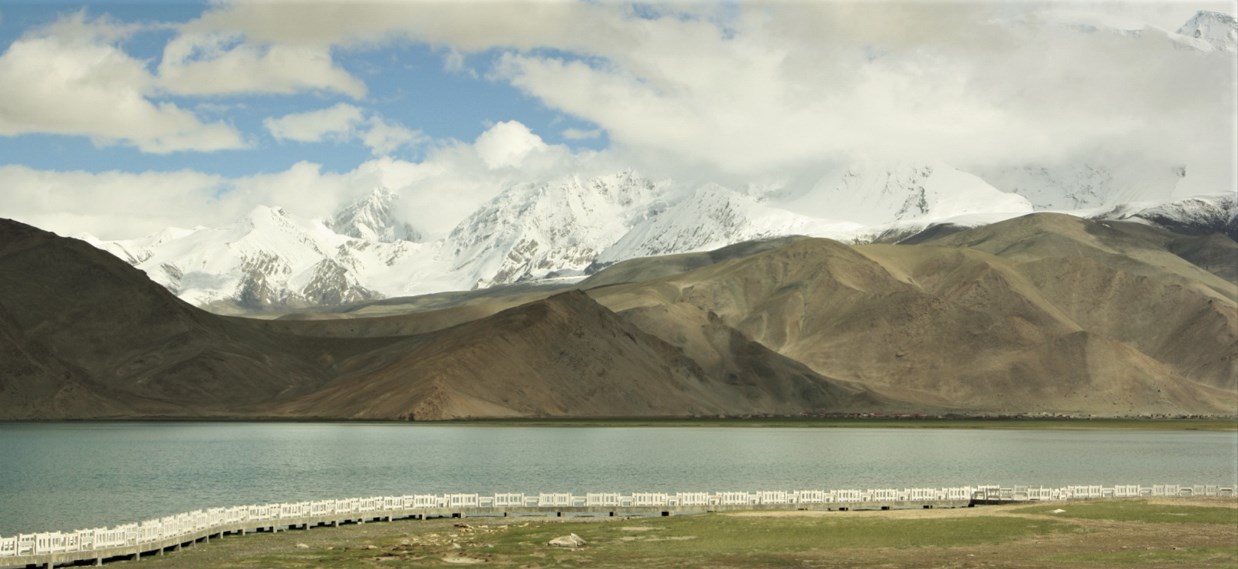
[0,0,1234,239]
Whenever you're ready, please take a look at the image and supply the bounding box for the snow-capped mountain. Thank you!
[1040,7,1234,52]
[1095,193,1237,239]
[81,226,196,266]
[329,186,419,242]
[597,183,861,264]
[975,162,1190,211]
[445,171,865,287]
[92,167,1016,310]
[779,162,1034,225]
[97,193,423,310]
[1177,10,1238,52]
[138,205,387,308]
[447,171,660,288]
[90,158,1232,312]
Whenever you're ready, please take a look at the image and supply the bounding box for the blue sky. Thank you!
[0,1,1232,239]
[0,1,607,177]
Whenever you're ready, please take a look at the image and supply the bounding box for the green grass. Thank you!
[127,505,1238,569]
[591,514,1073,550]
[441,417,1238,431]
[1016,500,1238,525]
[1047,547,1238,566]
[60,417,1238,431]
[155,513,1071,569]
[401,514,1069,569]
[403,514,1076,568]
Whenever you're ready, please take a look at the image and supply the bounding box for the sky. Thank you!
[0,0,1234,240]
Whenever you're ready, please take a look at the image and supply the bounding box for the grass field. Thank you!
[1016,499,1238,525]
[129,499,1238,569]
[442,417,1238,431]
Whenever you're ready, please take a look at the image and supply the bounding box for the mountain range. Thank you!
[2,209,1233,420]
[83,163,1233,314]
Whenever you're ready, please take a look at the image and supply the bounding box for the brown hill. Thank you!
[919,214,1236,391]
[274,290,880,419]
[584,215,1236,415]
[0,219,880,420]
[2,213,1233,419]
[0,220,378,419]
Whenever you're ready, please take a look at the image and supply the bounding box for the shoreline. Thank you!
[3,417,1235,431]
[7,497,1234,569]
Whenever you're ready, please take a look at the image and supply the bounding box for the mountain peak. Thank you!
[787,161,1032,225]
[1177,10,1237,52]
[329,186,419,243]
[241,205,293,230]
[247,204,285,218]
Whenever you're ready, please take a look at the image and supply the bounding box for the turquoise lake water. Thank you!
[0,422,1234,535]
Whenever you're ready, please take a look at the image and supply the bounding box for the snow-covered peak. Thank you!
[1177,10,1238,52]
[779,161,1032,226]
[145,207,336,282]
[74,226,195,265]
[447,171,661,287]
[1095,193,1237,239]
[1028,9,1226,52]
[976,162,1191,211]
[243,205,291,228]
[329,187,419,243]
[598,183,862,264]
[86,161,1234,312]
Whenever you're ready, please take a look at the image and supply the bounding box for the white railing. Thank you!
[0,484,1230,560]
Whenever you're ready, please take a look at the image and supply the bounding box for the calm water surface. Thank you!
[0,423,1234,535]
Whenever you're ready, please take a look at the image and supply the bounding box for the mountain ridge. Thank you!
[2,213,1233,419]
[86,164,1224,313]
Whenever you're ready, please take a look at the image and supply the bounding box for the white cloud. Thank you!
[361,116,426,157]
[158,32,366,98]
[160,2,631,98]
[488,2,1236,191]
[3,120,623,241]
[4,3,1235,242]
[561,127,602,140]
[176,1,1230,191]
[442,48,478,78]
[0,161,392,240]
[474,121,547,169]
[0,12,245,153]
[185,1,627,52]
[263,103,425,157]
[0,165,227,239]
[264,103,365,143]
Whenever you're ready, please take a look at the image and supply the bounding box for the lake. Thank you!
[0,422,1233,535]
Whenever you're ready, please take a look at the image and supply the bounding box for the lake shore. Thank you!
[442,417,1238,431]
[114,498,1238,569]
[8,417,1236,430]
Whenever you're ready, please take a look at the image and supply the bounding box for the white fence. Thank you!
[0,484,1231,561]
